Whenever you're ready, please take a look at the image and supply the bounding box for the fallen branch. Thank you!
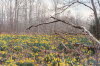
[26,20,61,30]
[26,16,100,45]
[81,26,100,45]
[55,32,99,50]
[51,16,83,29]
[51,17,100,45]
[55,32,86,58]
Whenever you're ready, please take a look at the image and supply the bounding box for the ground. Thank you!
[0,34,100,66]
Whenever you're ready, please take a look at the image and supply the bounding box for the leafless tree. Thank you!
[14,0,19,33]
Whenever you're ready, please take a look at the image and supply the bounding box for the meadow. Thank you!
[0,34,99,66]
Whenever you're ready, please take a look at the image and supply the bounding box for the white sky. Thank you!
[43,0,92,19]
[0,0,93,20]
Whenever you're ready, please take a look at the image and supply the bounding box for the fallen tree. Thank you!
[26,16,100,65]
[26,16,100,46]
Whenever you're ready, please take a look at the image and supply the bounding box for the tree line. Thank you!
[0,0,100,39]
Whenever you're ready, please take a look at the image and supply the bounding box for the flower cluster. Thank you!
[0,34,99,66]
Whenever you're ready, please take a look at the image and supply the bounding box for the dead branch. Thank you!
[26,16,100,45]
[51,16,100,45]
[54,1,94,15]
[26,17,82,30]
[26,20,61,30]
[55,2,76,15]
[51,16,83,29]
[55,32,86,58]
[55,32,99,49]
[77,1,94,11]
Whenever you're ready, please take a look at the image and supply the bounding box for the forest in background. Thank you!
[0,0,100,66]
[0,0,92,34]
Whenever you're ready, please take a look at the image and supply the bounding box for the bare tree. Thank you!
[14,0,19,33]
[9,0,14,33]
[76,0,100,39]
[0,4,4,33]
[29,0,33,24]
[50,0,100,39]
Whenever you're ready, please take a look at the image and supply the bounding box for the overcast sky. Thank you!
[43,0,92,19]
[0,0,93,20]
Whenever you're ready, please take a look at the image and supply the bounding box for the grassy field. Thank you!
[0,34,99,66]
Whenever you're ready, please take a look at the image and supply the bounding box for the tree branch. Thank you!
[97,0,100,7]
[55,2,76,15]
[26,16,83,30]
[55,1,94,15]
[26,16,100,45]
[77,1,94,11]
[26,20,61,30]
[51,16,100,45]
[51,16,83,29]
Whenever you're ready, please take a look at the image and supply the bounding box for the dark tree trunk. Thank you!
[91,0,100,39]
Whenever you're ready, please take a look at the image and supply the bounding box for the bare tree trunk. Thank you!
[0,6,4,33]
[14,0,19,33]
[9,0,13,33]
[77,0,100,39]
[28,0,32,33]
[24,0,28,33]
[91,0,100,39]
[53,0,59,33]
[29,0,32,24]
